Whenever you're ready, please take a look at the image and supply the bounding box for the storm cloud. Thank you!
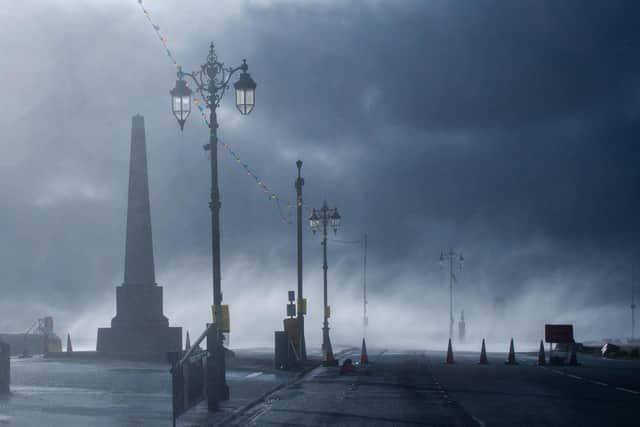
[1,0,639,349]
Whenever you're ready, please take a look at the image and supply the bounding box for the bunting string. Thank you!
[136,0,290,224]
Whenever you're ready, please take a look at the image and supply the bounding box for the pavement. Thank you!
[1,347,639,426]
[0,349,298,427]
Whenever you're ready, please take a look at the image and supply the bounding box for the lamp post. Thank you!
[309,201,341,361]
[170,42,256,408]
[439,249,464,340]
[295,161,306,360]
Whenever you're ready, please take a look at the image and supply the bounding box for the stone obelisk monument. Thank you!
[97,115,181,358]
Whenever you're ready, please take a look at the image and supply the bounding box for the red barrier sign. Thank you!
[545,324,574,343]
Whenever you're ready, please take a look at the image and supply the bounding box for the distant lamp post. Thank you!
[169,42,256,410]
[440,249,464,340]
[309,201,341,362]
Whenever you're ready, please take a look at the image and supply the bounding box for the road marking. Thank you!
[472,416,486,427]
[550,369,564,375]
[589,380,608,387]
[245,371,263,379]
[566,374,582,380]
[616,387,640,395]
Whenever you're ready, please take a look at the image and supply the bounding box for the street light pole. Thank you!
[322,213,329,350]
[363,233,368,339]
[169,42,256,409]
[632,263,636,342]
[295,160,306,360]
[440,249,464,340]
[309,201,341,360]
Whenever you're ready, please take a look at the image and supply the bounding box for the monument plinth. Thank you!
[97,115,181,358]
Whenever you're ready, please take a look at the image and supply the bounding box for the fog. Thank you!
[1,0,639,351]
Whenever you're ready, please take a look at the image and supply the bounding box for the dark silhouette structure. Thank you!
[97,115,181,358]
[0,342,9,395]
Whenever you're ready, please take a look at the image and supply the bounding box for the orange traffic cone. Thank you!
[360,338,369,365]
[323,335,339,366]
[479,338,488,364]
[446,338,455,364]
[505,337,518,365]
[185,331,191,351]
[567,343,579,366]
[66,333,73,353]
[538,340,546,365]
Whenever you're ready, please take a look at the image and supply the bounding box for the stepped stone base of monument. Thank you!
[97,326,181,360]
[96,284,181,360]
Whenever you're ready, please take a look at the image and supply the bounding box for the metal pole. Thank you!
[363,233,368,339]
[209,99,228,403]
[449,251,454,340]
[295,160,306,360]
[632,263,636,341]
[322,202,329,354]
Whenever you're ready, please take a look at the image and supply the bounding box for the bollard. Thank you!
[0,342,9,395]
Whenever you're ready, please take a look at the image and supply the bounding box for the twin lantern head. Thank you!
[309,208,341,235]
[170,63,257,131]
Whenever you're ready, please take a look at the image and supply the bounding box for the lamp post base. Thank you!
[206,324,229,412]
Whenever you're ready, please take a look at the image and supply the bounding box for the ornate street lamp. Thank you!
[440,249,464,340]
[170,78,192,131]
[330,209,341,233]
[308,201,341,365]
[234,61,257,115]
[169,42,256,410]
[309,209,320,234]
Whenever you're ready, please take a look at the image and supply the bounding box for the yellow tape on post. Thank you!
[211,305,231,333]
[298,298,307,315]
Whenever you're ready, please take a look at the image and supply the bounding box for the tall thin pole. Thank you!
[210,110,222,308]
[449,250,454,340]
[363,233,368,339]
[295,160,306,360]
[322,201,329,353]
[632,263,636,342]
[209,101,228,402]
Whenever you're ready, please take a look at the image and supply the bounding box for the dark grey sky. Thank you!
[1,0,639,349]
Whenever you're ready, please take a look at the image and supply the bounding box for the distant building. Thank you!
[0,316,62,356]
[96,115,181,358]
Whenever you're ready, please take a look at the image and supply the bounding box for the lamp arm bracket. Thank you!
[179,71,206,93]
[211,65,245,106]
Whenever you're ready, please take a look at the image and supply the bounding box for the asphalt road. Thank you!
[427,349,640,426]
[224,349,476,426]
[221,348,640,427]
